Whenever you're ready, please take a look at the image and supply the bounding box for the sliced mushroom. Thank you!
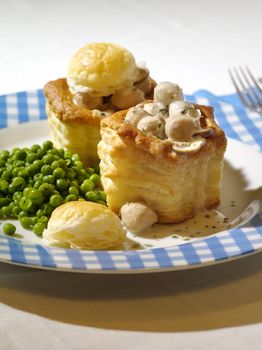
[193,127,214,138]
[172,138,206,153]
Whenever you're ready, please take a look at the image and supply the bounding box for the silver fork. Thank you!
[228,66,262,113]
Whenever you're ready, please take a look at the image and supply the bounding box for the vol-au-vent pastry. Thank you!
[44,42,156,166]
[98,82,227,224]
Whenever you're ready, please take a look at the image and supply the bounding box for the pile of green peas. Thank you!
[0,141,106,236]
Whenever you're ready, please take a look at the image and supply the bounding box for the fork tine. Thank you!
[245,66,262,95]
[228,68,251,109]
[239,66,262,107]
[233,67,257,109]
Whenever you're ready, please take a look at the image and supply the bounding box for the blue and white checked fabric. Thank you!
[0,89,262,272]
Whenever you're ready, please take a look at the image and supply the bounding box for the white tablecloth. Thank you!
[0,1,262,349]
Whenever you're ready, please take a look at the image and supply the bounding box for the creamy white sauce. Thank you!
[126,209,231,249]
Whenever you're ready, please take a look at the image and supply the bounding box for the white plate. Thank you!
[0,121,262,273]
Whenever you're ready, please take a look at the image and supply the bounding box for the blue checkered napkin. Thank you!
[0,90,46,129]
[0,89,262,272]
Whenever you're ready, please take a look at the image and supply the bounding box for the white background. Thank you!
[0,1,262,349]
[1,0,262,95]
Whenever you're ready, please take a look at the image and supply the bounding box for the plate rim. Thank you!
[0,122,262,273]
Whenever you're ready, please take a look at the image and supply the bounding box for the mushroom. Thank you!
[137,115,166,139]
[169,101,201,127]
[143,102,167,116]
[120,202,158,233]
[193,127,214,138]
[165,115,198,142]
[172,138,206,153]
[73,92,104,109]
[111,87,145,110]
[154,82,184,106]
[125,106,147,127]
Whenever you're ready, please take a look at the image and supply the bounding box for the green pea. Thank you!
[97,191,106,202]
[2,206,12,216]
[11,167,21,178]
[37,148,46,158]
[20,216,32,229]
[0,197,12,208]
[33,222,46,236]
[68,186,79,196]
[0,150,10,161]
[42,154,56,165]
[19,197,33,211]
[27,153,39,164]
[89,174,101,186]
[9,201,16,210]
[64,150,72,159]
[34,173,43,182]
[33,180,42,189]
[51,160,60,169]
[26,164,38,177]
[65,194,77,202]
[11,176,26,190]
[71,154,80,161]
[23,187,33,198]
[74,160,83,169]
[0,179,9,193]
[85,191,98,202]
[1,169,11,181]
[47,148,60,156]
[38,216,48,224]
[65,159,71,167]
[39,183,55,197]
[28,179,35,187]
[80,179,95,193]
[36,209,44,218]
[17,168,28,179]
[42,175,55,184]
[41,164,53,175]
[77,175,86,184]
[87,167,95,175]
[53,167,65,179]
[28,189,43,205]
[12,206,21,218]
[42,140,53,151]
[3,223,16,235]
[96,200,106,206]
[15,150,27,161]
[58,159,67,169]
[18,211,27,220]
[43,203,53,216]
[31,144,41,153]
[13,160,25,167]
[56,178,68,191]
[66,168,76,180]
[50,194,63,207]
[77,169,89,181]
[31,216,38,225]
[13,191,23,203]
[33,159,43,170]
[70,179,79,188]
